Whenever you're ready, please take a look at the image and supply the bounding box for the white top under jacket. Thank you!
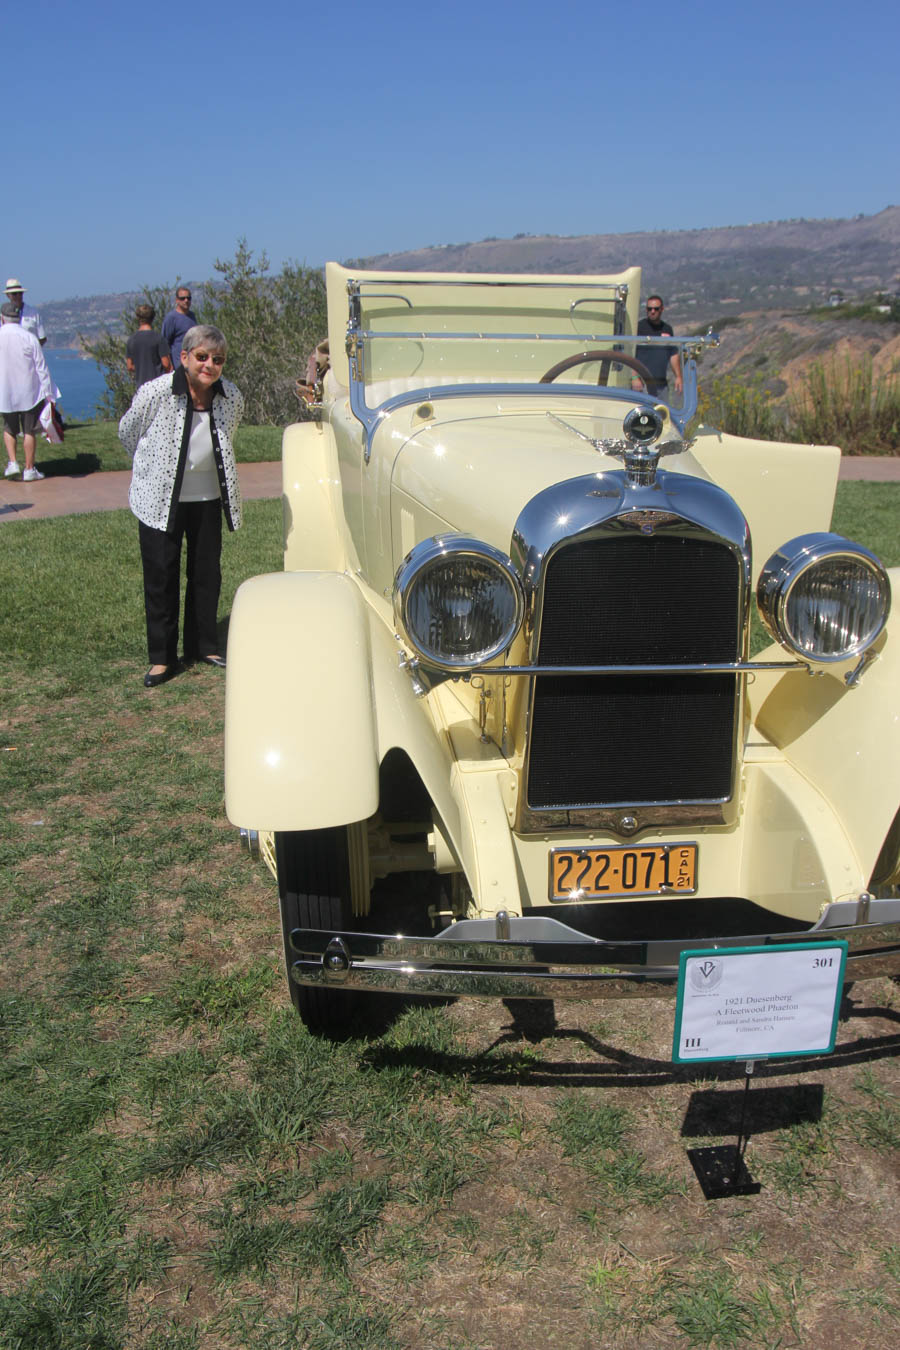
[118,366,244,532]
[0,321,53,412]
[179,410,219,502]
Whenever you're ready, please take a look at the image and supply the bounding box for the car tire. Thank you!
[275,826,363,1035]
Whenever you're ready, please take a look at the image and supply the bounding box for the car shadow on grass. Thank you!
[359,1007,900,1090]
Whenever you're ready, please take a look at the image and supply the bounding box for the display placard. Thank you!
[673,942,847,1064]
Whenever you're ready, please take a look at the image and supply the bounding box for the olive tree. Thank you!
[87,241,327,426]
[199,241,327,425]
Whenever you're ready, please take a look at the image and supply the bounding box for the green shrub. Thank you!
[84,242,327,426]
[201,240,327,426]
[695,372,785,440]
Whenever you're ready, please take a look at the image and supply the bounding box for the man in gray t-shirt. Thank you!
[126,305,172,388]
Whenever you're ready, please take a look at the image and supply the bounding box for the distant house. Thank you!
[828,290,844,307]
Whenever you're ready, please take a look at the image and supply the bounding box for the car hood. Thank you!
[389,403,712,554]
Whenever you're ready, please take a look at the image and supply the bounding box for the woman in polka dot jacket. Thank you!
[118,325,244,688]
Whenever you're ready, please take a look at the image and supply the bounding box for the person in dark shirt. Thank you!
[161,287,197,368]
[126,305,172,388]
[634,295,683,398]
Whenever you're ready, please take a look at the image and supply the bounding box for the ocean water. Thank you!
[45,349,108,421]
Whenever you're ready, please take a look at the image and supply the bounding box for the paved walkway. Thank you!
[1,456,898,524]
[0,461,282,522]
[836,457,900,481]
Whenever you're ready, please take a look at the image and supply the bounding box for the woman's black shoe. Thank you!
[144,666,177,688]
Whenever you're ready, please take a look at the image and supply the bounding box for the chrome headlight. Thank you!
[757,533,891,662]
[393,535,524,671]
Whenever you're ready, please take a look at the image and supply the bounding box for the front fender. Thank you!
[751,566,900,885]
[225,572,378,831]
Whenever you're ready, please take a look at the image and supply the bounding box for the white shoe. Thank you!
[4,460,20,478]
[23,467,45,482]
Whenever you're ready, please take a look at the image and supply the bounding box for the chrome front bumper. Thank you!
[289,901,900,1001]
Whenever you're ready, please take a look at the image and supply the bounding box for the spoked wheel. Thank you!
[275,826,366,1035]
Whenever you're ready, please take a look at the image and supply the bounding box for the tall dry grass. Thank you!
[698,357,900,454]
[789,356,900,455]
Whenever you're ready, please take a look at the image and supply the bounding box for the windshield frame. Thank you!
[342,276,717,459]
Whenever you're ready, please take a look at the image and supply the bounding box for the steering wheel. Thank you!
[539,349,656,387]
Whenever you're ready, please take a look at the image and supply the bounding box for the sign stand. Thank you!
[673,942,847,1200]
[686,1060,762,1199]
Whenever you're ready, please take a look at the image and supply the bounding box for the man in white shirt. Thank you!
[5,278,46,345]
[1,303,52,481]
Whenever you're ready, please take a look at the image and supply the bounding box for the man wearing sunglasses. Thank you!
[635,295,683,398]
[161,287,197,369]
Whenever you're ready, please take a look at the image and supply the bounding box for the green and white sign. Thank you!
[673,942,848,1064]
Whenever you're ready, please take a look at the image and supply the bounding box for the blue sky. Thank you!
[6,0,899,303]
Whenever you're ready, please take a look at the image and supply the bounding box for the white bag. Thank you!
[40,401,63,445]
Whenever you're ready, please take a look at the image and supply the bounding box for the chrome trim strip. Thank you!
[288,912,900,1001]
[349,381,679,463]
[357,292,413,307]
[348,277,629,293]
[570,293,628,314]
[461,660,805,677]
[350,329,710,346]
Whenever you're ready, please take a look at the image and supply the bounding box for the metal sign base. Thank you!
[687,1143,761,1199]
[687,1061,762,1199]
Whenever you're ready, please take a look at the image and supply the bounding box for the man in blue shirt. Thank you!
[161,287,197,368]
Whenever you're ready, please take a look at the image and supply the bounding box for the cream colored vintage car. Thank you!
[225,263,900,1032]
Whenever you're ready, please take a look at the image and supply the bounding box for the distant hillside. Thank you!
[353,206,900,327]
[694,308,900,401]
[39,287,203,350]
[39,292,137,350]
[37,208,900,347]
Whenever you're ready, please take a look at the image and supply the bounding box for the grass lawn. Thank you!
[36,420,283,477]
[0,486,898,1349]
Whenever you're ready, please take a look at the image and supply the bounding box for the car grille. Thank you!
[526,532,741,809]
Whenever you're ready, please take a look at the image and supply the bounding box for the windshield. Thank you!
[341,274,716,446]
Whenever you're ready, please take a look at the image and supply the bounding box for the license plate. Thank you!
[549,843,698,900]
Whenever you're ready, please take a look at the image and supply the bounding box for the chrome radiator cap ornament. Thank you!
[623,405,664,444]
[621,406,665,485]
[547,407,687,485]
